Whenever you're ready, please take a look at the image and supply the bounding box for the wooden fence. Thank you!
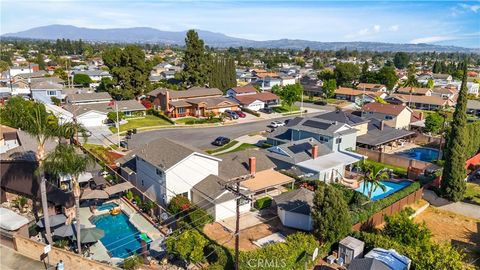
[352,187,424,231]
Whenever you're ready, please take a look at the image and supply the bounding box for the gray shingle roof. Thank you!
[67,92,112,103]
[266,138,332,165]
[64,100,145,115]
[467,100,480,110]
[218,149,275,179]
[314,110,369,126]
[356,119,415,146]
[348,258,390,270]
[270,116,357,139]
[273,188,314,215]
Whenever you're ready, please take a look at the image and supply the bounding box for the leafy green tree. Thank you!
[393,52,409,69]
[53,68,68,81]
[208,56,236,91]
[442,63,468,201]
[383,210,431,246]
[35,53,46,70]
[96,77,115,92]
[0,60,10,72]
[322,79,337,99]
[123,253,142,269]
[376,66,398,91]
[312,183,351,244]
[359,161,389,200]
[424,112,443,134]
[50,97,61,106]
[168,195,191,214]
[166,229,208,263]
[427,78,435,89]
[402,64,418,107]
[73,73,92,87]
[107,111,125,122]
[43,144,93,254]
[317,69,335,81]
[181,30,208,87]
[312,59,323,70]
[334,62,360,87]
[271,85,281,94]
[278,83,303,112]
[102,45,150,99]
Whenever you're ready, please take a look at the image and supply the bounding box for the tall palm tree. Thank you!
[402,64,418,108]
[360,162,390,200]
[43,144,93,254]
[1,97,84,244]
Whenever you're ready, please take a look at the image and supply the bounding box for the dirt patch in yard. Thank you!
[203,219,286,251]
[414,206,480,267]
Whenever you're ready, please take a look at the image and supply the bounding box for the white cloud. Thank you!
[373,25,381,32]
[389,25,399,32]
[410,35,455,44]
[460,4,480,12]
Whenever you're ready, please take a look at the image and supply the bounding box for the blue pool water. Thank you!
[397,147,439,162]
[355,181,412,201]
[96,202,118,211]
[90,212,143,258]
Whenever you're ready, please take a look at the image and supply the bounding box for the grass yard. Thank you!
[83,144,123,164]
[363,159,408,176]
[464,182,480,205]
[110,115,172,133]
[222,143,257,154]
[205,140,239,154]
[414,207,480,268]
[272,104,300,113]
[175,117,222,125]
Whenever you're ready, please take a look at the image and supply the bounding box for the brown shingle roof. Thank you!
[362,103,408,116]
[396,87,431,95]
[230,86,257,94]
[335,87,377,96]
[391,94,453,106]
[234,92,279,105]
[149,87,223,99]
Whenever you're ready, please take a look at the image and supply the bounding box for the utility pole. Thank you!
[224,173,253,270]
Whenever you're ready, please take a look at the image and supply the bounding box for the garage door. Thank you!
[248,102,264,111]
[78,112,107,127]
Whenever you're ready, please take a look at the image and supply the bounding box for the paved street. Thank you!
[0,245,49,270]
[128,105,334,150]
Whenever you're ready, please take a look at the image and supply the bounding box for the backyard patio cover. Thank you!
[104,181,134,196]
[81,188,109,200]
[240,169,294,192]
[297,151,364,173]
[0,208,29,231]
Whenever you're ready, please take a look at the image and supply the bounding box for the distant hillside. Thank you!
[2,24,478,53]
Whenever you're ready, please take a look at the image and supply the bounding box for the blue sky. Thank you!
[1,0,479,48]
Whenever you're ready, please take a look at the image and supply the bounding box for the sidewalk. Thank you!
[0,245,49,270]
[423,189,480,219]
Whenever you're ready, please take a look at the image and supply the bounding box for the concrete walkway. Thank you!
[211,141,244,156]
[0,245,49,270]
[423,189,480,219]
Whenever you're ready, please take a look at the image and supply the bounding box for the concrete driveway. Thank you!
[86,125,116,146]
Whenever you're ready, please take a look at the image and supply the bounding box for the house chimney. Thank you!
[419,111,424,120]
[312,145,318,159]
[165,90,170,112]
[249,157,256,176]
[380,120,385,130]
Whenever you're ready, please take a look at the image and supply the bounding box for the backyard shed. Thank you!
[273,188,314,231]
[338,236,365,265]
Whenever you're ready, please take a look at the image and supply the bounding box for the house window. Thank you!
[385,115,393,120]
[336,137,342,144]
[156,168,164,176]
[178,107,186,114]
[47,90,57,96]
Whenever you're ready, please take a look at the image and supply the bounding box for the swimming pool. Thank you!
[355,181,412,201]
[96,202,118,211]
[397,147,439,162]
[90,212,143,258]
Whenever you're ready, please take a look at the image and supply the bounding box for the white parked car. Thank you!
[269,121,285,128]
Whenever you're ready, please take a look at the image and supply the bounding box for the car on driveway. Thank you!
[268,121,285,128]
[313,100,327,105]
[235,110,246,118]
[260,108,273,114]
[224,110,239,119]
[212,136,231,146]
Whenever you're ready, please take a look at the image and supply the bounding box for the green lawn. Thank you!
[220,143,257,154]
[363,159,408,176]
[110,115,172,133]
[272,104,300,113]
[175,117,222,125]
[206,140,239,154]
[464,182,480,205]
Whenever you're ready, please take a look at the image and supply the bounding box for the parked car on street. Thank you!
[212,136,231,146]
[313,100,327,105]
[268,121,285,128]
[235,111,246,118]
[260,108,273,114]
[224,110,239,119]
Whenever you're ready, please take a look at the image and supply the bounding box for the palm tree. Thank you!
[1,97,84,244]
[43,144,93,254]
[360,162,390,201]
[402,64,418,108]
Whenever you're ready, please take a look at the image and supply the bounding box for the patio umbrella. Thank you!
[73,227,105,244]
[53,223,84,238]
[81,188,109,200]
[36,214,66,228]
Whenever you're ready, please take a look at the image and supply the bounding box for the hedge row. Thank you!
[240,107,260,117]
[254,197,272,210]
[146,108,175,124]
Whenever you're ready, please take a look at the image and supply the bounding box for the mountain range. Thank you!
[2,24,478,53]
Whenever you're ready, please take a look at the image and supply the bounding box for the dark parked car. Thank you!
[212,137,231,146]
[313,100,327,105]
[236,111,246,118]
[260,108,273,114]
[224,110,239,119]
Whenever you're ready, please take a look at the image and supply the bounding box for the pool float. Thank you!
[139,233,152,243]
[110,207,121,216]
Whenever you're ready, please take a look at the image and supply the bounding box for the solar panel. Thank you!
[287,142,312,154]
[302,120,332,130]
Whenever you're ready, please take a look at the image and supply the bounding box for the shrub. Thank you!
[146,108,175,124]
[123,253,142,269]
[134,195,142,206]
[240,107,260,117]
[186,207,213,229]
[125,190,134,200]
[168,195,191,215]
[50,96,61,106]
[254,197,272,210]
[166,229,208,263]
[53,239,68,249]
[107,111,125,122]
[205,244,231,268]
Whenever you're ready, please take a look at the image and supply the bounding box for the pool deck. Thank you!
[80,199,164,263]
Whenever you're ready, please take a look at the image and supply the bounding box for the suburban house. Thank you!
[280,76,296,86]
[227,86,281,111]
[396,87,432,96]
[72,70,112,87]
[66,92,112,105]
[430,87,457,99]
[272,188,315,231]
[251,76,282,91]
[0,125,19,154]
[385,94,454,110]
[361,103,413,130]
[349,248,411,270]
[467,100,480,117]
[300,74,323,97]
[117,138,292,221]
[148,87,239,118]
[356,83,387,92]
[31,80,64,105]
[335,87,387,105]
